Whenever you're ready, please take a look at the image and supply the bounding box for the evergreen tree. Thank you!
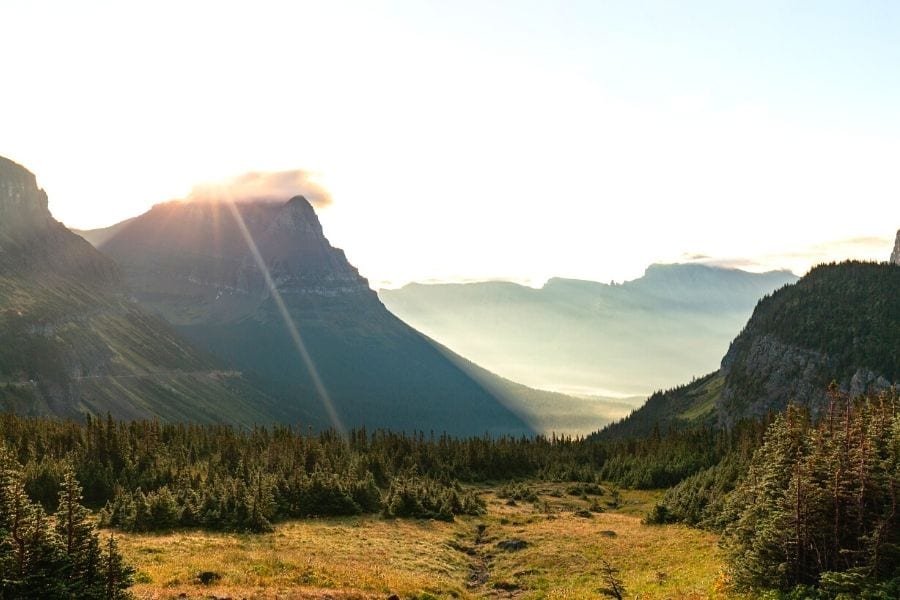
[102,534,134,600]
[55,467,104,598]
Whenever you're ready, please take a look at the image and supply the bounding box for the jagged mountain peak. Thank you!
[0,156,53,237]
[96,195,370,313]
[0,155,119,284]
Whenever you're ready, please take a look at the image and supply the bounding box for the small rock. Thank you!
[599,530,617,537]
[497,539,528,551]
[197,571,222,585]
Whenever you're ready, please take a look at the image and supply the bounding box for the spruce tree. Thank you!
[55,467,104,598]
[102,534,134,600]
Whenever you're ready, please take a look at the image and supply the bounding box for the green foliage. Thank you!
[735,262,899,382]
[496,483,539,502]
[642,502,676,525]
[723,391,900,592]
[0,412,742,535]
[0,451,134,598]
[383,475,484,521]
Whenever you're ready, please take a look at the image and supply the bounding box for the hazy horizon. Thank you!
[67,185,893,289]
[3,1,898,287]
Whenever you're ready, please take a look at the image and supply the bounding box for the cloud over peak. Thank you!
[185,170,332,207]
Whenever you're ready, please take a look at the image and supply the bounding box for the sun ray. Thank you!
[224,199,347,438]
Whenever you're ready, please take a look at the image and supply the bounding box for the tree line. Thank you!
[0,412,743,534]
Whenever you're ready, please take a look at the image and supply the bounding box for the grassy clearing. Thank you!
[113,483,735,599]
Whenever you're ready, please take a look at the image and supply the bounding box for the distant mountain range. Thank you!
[380,264,799,400]
[76,191,600,435]
[598,260,899,439]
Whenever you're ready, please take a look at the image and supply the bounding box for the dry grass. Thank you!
[112,483,738,599]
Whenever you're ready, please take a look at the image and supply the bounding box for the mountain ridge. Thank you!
[380,263,799,398]
[0,156,287,425]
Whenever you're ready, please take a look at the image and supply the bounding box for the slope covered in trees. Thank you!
[0,412,744,533]
[648,387,900,597]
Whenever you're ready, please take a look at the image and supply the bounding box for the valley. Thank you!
[2,3,899,598]
[114,483,725,600]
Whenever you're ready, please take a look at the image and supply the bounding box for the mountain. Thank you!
[84,197,568,436]
[73,217,136,248]
[599,260,900,438]
[379,264,798,399]
[0,156,284,424]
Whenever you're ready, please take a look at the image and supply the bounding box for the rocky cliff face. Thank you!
[0,156,53,236]
[717,333,892,426]
[715,261,898,426]
[891,229,900,265]
[97,197,374,324]
[0,157,120,283]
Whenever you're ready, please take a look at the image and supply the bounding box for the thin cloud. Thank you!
[682,234,893,275]
[185,170,332,207]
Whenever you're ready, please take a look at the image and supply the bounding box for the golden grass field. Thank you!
[111,483,736,599]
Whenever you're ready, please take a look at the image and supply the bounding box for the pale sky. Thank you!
[1,0,897,287]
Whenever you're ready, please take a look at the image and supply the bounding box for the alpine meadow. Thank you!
[1,2,899,599]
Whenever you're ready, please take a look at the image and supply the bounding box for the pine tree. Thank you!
[55,467,104,598]
[102,534,134,600]
[18,506,71,599]
[723,405,808,590]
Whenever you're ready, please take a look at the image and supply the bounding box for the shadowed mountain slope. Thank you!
[87,197,569,436]
[0,156,285,425]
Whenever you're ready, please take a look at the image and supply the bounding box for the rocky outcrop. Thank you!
[715,262,898,426]
[95,196,375,325]
[891,229,900,265]
[0,156,53,236]
[718,333,831,424]
[717,333,892,426]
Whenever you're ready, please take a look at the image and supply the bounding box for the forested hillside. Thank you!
[601,261,899,439]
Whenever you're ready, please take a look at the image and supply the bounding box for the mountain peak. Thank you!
[0,156,52,237]
[891,229,899,265]
[272,195,323,236]
[286,194,311,207]
[0,155,120,284]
